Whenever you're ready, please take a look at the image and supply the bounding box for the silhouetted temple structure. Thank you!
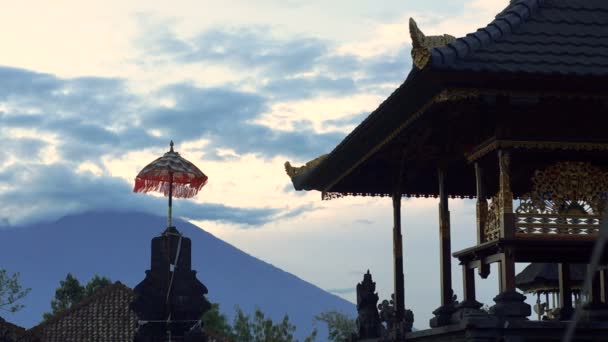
[286,0,608,340]
[131,226,211,342]
[12,227,217,342]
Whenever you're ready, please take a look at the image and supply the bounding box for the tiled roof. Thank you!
[516,263,586,293]
[0,316,26,342]
[24,282,138,342]
[429,0,608,75]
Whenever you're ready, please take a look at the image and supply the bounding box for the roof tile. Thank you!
[430,0,608,76]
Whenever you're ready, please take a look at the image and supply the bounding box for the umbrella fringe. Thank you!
[133,177,207,199]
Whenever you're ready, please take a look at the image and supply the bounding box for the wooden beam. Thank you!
[438,167,453,306]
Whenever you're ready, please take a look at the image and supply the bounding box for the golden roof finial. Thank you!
[409,18,456,69]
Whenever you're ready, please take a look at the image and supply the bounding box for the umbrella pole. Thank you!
[168,173,173,227]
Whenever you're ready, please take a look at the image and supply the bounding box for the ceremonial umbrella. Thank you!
[133,141,208,227]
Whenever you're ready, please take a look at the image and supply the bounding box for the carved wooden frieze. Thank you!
[514,162,608,237]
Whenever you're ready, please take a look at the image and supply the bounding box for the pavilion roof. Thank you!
[515,263,586,293]
[285,0,608,198]
[427,0,608,76]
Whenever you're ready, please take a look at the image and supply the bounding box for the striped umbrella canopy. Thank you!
[133,141,208,227]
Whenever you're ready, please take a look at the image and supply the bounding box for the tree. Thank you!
[203,304,317,342]
[84,275,112,297]
[201,303,233,338]
[315,310,356,342]
[234,306,317,342]
[0,269,30,313]
[43,274,111,320]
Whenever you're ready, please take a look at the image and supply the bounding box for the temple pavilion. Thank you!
[285,0,608,340]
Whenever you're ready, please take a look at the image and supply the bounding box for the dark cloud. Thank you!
[274,203,317,220]
[146,82,343,160]
[0,163,281,227]
[158,27,329,77]
[137,22,411,98]
[261,76,357,100]
[0,20,414,227]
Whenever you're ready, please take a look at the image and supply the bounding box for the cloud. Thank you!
[146,82,344,160]
[0,163,282,227]
[0,64,348,225]
[261,76,357,101]
[354,219,373,225]
[146,26,329,77]
[327,287,356,295]
[137,22,411,97]
[321,111,368,130]
[0,14,419,227]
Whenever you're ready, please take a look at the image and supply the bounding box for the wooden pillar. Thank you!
[462,264,476,302]
[558,263,574,319]
[601,269,608,303]
[497,150,516,293]
[438,168,453,306]
[590,266,602,305]
[499,251,516,292]
[475,162,487,245]
[498,150,514,239]
[392,192,405,322]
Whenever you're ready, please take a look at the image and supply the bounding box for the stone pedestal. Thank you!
[452,300,486,322]
[429,303,457,327]
[490,291,530,320]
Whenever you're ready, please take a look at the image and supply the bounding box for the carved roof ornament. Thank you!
[284,154,328,179]
[409,18,455,69]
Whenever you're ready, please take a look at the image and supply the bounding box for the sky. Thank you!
[0,0,523,329]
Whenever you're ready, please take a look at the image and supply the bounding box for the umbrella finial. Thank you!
[170,140,174,152]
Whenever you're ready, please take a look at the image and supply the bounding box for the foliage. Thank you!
[202,303,233,338]
[0,269,31,313]
[43,273,111,320]
[83,274,112,297]
[202,304,317,342]
[314,310,356,342]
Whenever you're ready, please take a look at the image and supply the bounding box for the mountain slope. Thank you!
[0,211,355,339]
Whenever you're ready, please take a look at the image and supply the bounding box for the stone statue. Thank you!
[378,294,414,337]
[356,270,382,339]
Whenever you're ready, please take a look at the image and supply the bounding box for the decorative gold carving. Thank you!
[485,195,501,241]
[409,18,455,69]
[498,150,513,215]
[322,191,346,200]
[514,162,608,237]
[476,199,488,242]
[284,154,328,179]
